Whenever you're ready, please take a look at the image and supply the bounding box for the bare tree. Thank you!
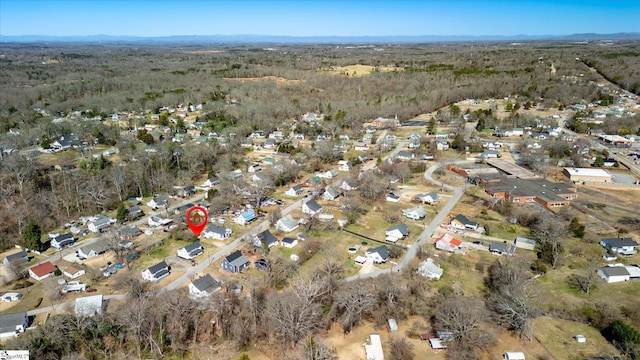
[299,335,338,360]
[434,294,496,353]
[387,337,415,360]
[265,290,322,347]
[531,214,568,268]
[485,258,540,340]
[334,280,378,333]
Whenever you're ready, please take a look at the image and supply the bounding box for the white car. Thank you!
[603,254,618,261]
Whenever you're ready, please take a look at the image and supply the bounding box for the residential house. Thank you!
[141,261,170,281]
[436,141,449,151]
[364,333,385,360]
[29,261,57,281]
[386,193,400,203]
[51,233,75,250]
[189,274,222,298]
[396,151,415,161]
[202,224,232,240]
[415,192,440,205]
[358,154,369,163]
[146,196,168,209]
[3,251,28,267]
[51,133,79,151]
[116,226,142,241]
[341,179,359,192]
[339,161,353,172]
[450,214,479,231]
[386,224,409,243]
[302,199,323,216]
[489,242,517,256]
[408,138,421,149]
[481,149,501,159]
[402,206,427,220]
[177,241,204,260]
[372,117,400,128]
[276,215,299,233]
[510,128,524,137]
[281,237,298,248]
[434,233,463,253]
[75,295,103,318]
[253,229,278,248]
[247,164,262,173]
[262,139,276,149]
[354,142,369,151]
[285,184,304,197]
[148,216,172,227]
[323,187,341,201]
[63,266,85,279]
[77,243,110,260]
[319,169,338,179]
[222,250,250,273]
[127,205,144,220]
[365,245,390,264]
[232,209,256,226]
[600,237,639,256]
[0,312,28,339]
[417,258,443,279]
[88,218,112,233]
[201,177,219,188]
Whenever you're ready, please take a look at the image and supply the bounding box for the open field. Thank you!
[318,64,403,77]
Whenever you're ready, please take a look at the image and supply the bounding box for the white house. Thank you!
[146,196,168,209]
[365,245,389,264]
[415,192,439,205]
[302,199,323,216]
[285,184,303,197]
[189,274,222,298]
[600,237,638,255]
[385,224,409,243]
[75,295,103,318]
[323,187,341,201]
[141,261,170,281]
[417,258,443,280]
[319,169,338,179]
[0,312,28,339]
[63,266,85,279]
[281,237,299,248]
[339,162,353,171]
[232,209,256,226]
[148,216,173,227]
[364,334,384,360]
[77,243,109,260]
[276,215,299,233]
[88,218,112,233]
[341,179,359,192]
[202,224,232,240]
[201,177,219,188]
[0,293,22,302]
[28,261,58,281]
[450,214,479,231]
[402,206,427,220]
[177,241,204,260]
[386,193,400,203]
[51,233,75,250]
[435,233,463,253]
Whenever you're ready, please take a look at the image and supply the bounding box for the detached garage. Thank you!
[597,266,630,283]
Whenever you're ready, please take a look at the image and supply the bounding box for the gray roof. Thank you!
[147,261,168,274]
[80,242,110,255]
[602,238,639,248]
[387,224,409,236]
[118,226,141,237]
[191,274,222,292]
[366,245,389,260]
[599,266,630,277]
[255,230,278,246]
[0,312,26,334]
[205,224,228,235]
[182,241,203,253]
[304,199,322,212]
[225,250,250,267]
[5,251,28,262]
[453,214,478,227]
[282,237,296,244]
[277,215,298,229]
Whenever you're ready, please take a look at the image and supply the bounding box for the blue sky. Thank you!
[1,0,638,37]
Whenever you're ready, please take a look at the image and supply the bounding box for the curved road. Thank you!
[341,163,465,282]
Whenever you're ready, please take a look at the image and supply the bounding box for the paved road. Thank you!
[341,163,465,282]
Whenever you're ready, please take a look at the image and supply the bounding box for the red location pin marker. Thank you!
[186,206,208,237]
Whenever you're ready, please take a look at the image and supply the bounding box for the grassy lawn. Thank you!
[533,316,620,359]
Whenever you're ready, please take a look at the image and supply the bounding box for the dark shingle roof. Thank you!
[147,261,168,274]
[192,274,221,292]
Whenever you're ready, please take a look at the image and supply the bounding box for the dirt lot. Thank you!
[319,64,403,77]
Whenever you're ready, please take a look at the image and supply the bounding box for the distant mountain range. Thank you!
[1,33,639,44]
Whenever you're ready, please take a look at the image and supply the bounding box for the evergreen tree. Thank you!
[22,222,44,251]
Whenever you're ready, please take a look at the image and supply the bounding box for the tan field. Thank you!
[319,64,403,77]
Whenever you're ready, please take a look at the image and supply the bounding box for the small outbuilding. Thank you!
[503,352,526,360]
